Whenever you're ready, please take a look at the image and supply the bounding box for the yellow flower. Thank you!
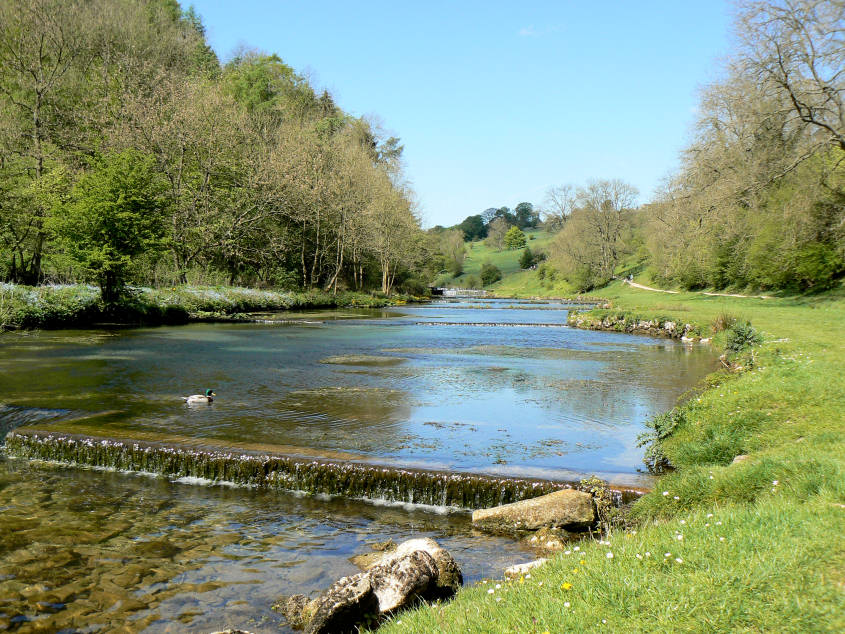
[579,559,586,565]
[561,582,573,590]
[572,568,579,573]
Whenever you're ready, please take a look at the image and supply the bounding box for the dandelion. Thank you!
[519,576,525,585]
[579,560,586,565]
[572,568,579,574]
[561,582,573,590]
[606,552,614,559]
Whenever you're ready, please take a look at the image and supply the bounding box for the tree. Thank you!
[519,246,535,269]
[739,0,845,152]
[484,217,509,250]
[457,214,487,241]
[550,179,638,290]
[0,0,95,283]
[543,184,576,232]
[58,150,167,302]
[514,202,539,229]
[480,262,502,285]
[504,226,527,250]
[439,229,466,276]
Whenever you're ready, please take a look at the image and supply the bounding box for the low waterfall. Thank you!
[4,429,644,509]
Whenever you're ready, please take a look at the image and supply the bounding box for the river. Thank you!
[0,299,715,632]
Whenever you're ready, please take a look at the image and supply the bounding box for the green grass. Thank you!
[453,230,557,283]
[376,279,845,633]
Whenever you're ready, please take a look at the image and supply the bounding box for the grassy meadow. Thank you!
[375,280,845,633]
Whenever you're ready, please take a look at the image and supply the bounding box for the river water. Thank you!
[0,299,715,631]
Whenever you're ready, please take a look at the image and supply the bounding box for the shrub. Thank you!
[637,409,686,474]
[479,262,502,286]
[463,274,481,289]
[725,322,763,352]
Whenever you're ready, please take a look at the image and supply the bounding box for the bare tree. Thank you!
[739,0,845,151]
[542,184,576,232]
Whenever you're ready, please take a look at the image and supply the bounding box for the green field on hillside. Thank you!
[450,229,556,285]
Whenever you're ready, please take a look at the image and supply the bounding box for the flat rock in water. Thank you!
[472,488,595,532]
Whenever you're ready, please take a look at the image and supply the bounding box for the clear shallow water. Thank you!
[0,299,716,631]
[0,299,715,481]
[0,456,530,633]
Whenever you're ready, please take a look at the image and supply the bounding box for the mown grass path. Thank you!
[375,282,845,633]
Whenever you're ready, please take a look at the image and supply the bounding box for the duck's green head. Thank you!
[206,389,216,396]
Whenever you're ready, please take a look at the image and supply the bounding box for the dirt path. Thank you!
[623,279,771,299]
[624,280,679,294]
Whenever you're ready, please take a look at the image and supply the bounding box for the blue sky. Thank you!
[190,1,733,227]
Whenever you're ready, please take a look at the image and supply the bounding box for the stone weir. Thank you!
[3,428,645,509]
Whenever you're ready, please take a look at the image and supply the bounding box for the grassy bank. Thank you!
[0,283,412,331]
[376,281,845,633]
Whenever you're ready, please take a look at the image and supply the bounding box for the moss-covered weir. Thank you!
[4,429,643,509]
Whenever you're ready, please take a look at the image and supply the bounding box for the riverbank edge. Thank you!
[372,285,845,633]
[0,284,422,331]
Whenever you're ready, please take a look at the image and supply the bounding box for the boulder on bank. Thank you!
[472,488,595,533]
[278,538,462,633]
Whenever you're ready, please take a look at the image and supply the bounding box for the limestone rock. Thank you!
[305,573,378,634]
[370,537,462,596]
[273,594,317,630]
[281,538,462,633]
[369,550,438,612]
[732,454,750,464]
[523,526,573,551]
[472,488,595,532]
[504,559,548,578]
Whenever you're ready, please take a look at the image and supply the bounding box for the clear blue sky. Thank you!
[190,0,733,227]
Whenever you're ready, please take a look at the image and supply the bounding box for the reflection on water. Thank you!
[0,300,716,479]
[0,299,717,631]
[0,457,530,633]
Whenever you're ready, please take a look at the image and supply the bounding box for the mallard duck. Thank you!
[183,389,215,404]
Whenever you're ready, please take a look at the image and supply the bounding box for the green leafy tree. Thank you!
[58,150,167,302]
[519,246,535,269]
[480,262,502,285]
[504,226,527,250]
[457,214,487,241]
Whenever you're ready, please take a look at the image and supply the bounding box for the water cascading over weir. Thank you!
[2,428,644,509]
